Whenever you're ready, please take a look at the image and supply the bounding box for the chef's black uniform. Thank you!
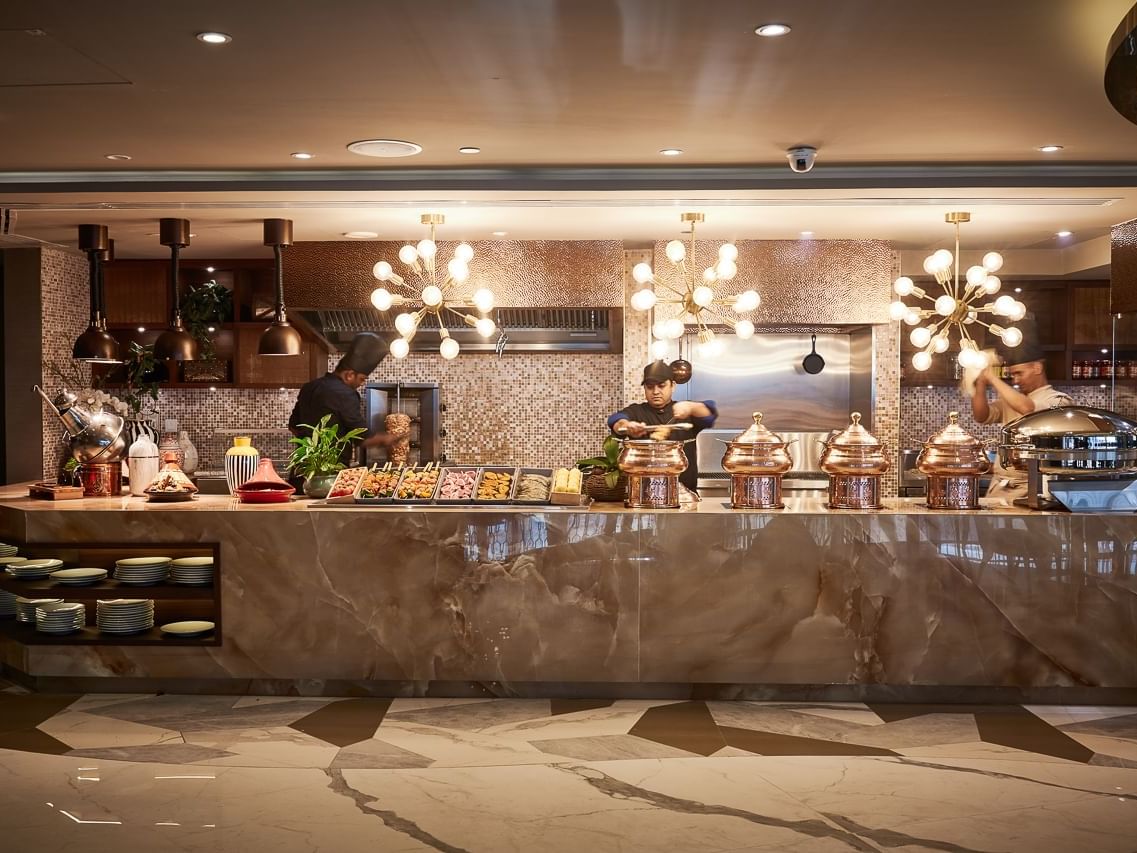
[288,373,367,467]
[606,400,718,492]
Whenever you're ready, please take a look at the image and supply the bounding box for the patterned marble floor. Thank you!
[1,682,1135,852]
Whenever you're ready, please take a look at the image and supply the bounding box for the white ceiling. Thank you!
[2,1,1136,266]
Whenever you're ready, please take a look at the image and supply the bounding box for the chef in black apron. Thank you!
[289,332,397,467]
[607,360,718,492]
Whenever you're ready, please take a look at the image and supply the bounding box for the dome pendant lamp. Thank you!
[73,223,121,363]
[258,218,303,356]
[153,218,199,362]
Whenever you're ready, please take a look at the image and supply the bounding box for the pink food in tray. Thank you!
[438,469,478,500]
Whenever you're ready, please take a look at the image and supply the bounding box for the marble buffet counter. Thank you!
[1,487,1135,699]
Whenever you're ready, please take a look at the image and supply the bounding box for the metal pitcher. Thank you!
[34,385,127,463]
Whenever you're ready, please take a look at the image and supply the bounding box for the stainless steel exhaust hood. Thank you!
[294,307,623,353]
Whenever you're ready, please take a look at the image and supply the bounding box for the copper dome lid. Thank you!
[827,412,881,448]
[734,412,786,445]
[925,412,985,449]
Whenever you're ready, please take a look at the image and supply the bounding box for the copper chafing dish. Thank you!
[616,426,690,509]
[916,411,990,510]
[819,412,889,509]
[719,412,793,509]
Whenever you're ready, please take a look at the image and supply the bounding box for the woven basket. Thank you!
[583,469,627,502]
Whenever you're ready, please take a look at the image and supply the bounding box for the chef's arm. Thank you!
[971,374,991,423]
[672,399,717,427]
[983,369,1036,416]
[608,412,645,437]
[362,432,398,448]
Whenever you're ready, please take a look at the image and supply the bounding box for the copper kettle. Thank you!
[34,384,127,463]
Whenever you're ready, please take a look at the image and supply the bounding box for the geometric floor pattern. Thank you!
[2,681,1136,851]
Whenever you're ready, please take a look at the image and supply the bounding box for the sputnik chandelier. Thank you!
[891,212,1026,372]
[629,212,761,359]
[369,214,497,359]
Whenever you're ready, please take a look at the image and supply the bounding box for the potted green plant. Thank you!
[575,435,627,501]
[287,414,365,498]
[180,280,233,376]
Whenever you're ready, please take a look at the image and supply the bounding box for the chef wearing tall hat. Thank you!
[607,360,718,492]
[970,335,1071,500]
[289,332,397,466]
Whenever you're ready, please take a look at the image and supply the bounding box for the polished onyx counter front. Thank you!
[0,488,1134,696]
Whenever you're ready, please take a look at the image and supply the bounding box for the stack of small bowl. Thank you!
[0,542,17,558]
[36,602,86,635]
[169,556,213,586]
[16,597,62,623]
[5,558,63,580]
[96,599,155,634]
[113,556,171,585]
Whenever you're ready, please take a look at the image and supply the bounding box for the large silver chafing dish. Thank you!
[999,406,1137,511]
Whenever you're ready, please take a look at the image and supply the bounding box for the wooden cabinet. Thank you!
[103,262,168,324]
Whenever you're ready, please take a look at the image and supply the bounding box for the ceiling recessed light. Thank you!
[206,266,215,273]
[195,32,232,45]
[800,231,814,238]
[1014,287,1022,293]
[104,154,132,161]
[492,231,507,237]
[1037,144,1063,153]
[137,327,146,333]
[457,146,481,154]
[346,139,422,158]
[290,152,314,160]
[343,231,378,239]
[755,23,791,37]
[1057,230,1072,238]
[659,148,683,156]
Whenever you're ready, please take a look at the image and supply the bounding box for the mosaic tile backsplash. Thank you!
[39,246,90,478]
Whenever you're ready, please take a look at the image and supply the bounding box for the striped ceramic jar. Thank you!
[224,437,260,495]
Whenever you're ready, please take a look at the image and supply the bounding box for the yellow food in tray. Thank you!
[396,469,440,500]
[475,470,513,501]
[552,467,582,494]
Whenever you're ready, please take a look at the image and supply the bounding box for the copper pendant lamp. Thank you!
[153,218,199,362]
[73,224,121,363]
[258,218,303,356]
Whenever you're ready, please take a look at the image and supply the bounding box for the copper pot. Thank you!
[616,439,689,476]
[819,413,890,476]
[720,412,794,476]
[917,412,991,477]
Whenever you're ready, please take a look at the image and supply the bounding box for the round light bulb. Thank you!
[932,249,954,270]
[652,320,669,340]
[370,287,393,311]
[972,349,990,369]
[454,242,474,262]
[957,348,974,369]
[893,276,915,296]
[922,256,938,275]
[993,295,1016,315]
[446,258,469,283]
[734,319,755,339]
[650,339,671,360]
[665,239,686,263]
[912,351,933,372]
[1008,301,1027,322]
[983,275,1002,295]
[630,288,657,312]
[472,288,495,313]
[932,335,950,353]
[416,239,437,260]
[398,245,418,265]
[982,251,1004,272]
[439,337,460,360]
[475,317,496,338]
[373,260,393,281]
[692,285,715,307]
[664,318,685,339]
[389,337,410,359]
[717,243,738,261]
[966,265,988,286]
[734,289,760,313]
[904,309,922,326]
[702,267,718,283]
[716,259,737,280]
[421,285,443,308]
[632,262,654,284]
[935,294,957,316]
[1001,326,1023,347]
[889,301,909,321]
[910,326,933,348]
[394,312,418,337]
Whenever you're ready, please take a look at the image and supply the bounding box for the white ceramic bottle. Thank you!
[127,434,161,497]
[178,430,199,475]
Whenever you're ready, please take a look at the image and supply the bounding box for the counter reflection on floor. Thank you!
[0,691,1135,852]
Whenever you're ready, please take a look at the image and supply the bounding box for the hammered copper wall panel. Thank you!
[284,240,625,309]
[649,239,892,325]
[1112,218,1137,314]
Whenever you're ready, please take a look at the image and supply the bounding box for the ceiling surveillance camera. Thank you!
[786,146,818,173]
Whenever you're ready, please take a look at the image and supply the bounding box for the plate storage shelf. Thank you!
[0,542,221,646]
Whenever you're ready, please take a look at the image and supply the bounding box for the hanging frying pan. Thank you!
[802,335,825,374]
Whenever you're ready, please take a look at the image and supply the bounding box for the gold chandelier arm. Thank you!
[443,305,473,324]
[655,280,690,299]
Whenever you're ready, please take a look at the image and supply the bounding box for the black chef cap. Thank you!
[641,360,674,384]
[336,332,385,374]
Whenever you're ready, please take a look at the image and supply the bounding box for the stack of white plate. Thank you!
[0,590,17,618]
[16,597,63,623]
[96,599,155,634]
[36,602,85,634]
[169,556,214,585]
[0,556,27,570]
[50,567,108,586]
[0,542,18,558]
[114,556,171,585]
[5,558,63,579]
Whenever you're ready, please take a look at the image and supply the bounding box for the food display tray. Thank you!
[434,467,480,505]
[325,467,367,504]
[473,467,519,504]
[353,466,404,505]
[391,467,444,504]
[510,468,553,505]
